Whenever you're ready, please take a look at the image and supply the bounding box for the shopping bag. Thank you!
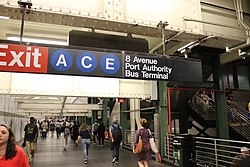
[148,129,158,153]
[149,137,158,153]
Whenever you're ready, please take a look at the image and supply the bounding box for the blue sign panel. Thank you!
[48,48,122,78]
[50,50,73,71]
[100,54,120,75]
[47,47,202,82]
[76,51,97,73]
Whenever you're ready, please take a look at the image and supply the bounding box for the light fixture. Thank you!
[7,36,68,46]
[177,41,195,52]
[0,16,10,20]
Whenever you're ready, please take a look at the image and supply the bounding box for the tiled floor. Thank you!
[30,134,167,167]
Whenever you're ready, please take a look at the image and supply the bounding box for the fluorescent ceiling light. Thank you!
[7,36,68,46]
[47,110,61,113]
[0,16,10,20]
[177,41,195,52]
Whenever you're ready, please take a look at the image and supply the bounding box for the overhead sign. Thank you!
[0,43,48,73]
[47,48,122,78]
[0,43,202,82]
[124,54,202,82]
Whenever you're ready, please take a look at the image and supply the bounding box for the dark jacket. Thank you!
[97,124,105,137]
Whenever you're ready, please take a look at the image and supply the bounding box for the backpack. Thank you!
[50,123,55,131]
[64,127,70,136]
[93,123,99,133]
[112,125,122,142]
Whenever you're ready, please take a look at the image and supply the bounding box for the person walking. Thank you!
[97,122,105,147]
[133,118,152,167]
[0,124,30,167]
[61,120,70,150]
[232,147,249,167]
[247,100,250,118]
[92,119,99,144]
[247,101,250,112]
[41,120,48,139]
[55,120,61,138]
[50,120,55,137]
[232,155,250,167]
[24,117,38,162]
[109,118,122,164]
[72,121,80,147]
[227,95,238,121]
[77,123,91,164]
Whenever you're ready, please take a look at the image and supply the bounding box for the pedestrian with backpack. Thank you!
[91,119,99,144]
[109,118,122,164]
[97,122,105,147]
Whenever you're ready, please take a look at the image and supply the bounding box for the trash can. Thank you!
[173,134,196,167]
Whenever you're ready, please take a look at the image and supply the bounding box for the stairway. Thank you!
[189,93,250,140]
[188,93,216,127]
[227,106,250,141]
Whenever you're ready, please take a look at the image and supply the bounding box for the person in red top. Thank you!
[0,124,29,167]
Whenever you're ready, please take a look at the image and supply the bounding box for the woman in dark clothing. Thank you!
[133,118,151,167]
[97,122,105,147]
[77,123,91,164]
[72,122,79,146]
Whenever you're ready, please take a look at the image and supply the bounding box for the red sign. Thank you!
[0,43,48,73]
[118,98,125,103]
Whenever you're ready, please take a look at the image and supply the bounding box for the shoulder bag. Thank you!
[148,129,158,153]
[22,141,26,147]
[134,130,143,154]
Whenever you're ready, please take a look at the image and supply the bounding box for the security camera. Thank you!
[18,0,32,4]
[157,21,169,28]
[144,95,151,102]
[17,0,32,8]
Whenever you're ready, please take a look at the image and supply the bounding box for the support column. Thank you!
[130,98,140,132]
[134,99,140,127]
[179,104,188,134]
[213,59,229,139]
[102,98,108,128]
[83,116,86,124]
[157,81,168,155]
[120,99,128,131]
[91,98,98,125]
[92,111,97,125]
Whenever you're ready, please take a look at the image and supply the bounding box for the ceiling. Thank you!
[0,4,246,52]
[0,3,249,117]
[13,96,102,118]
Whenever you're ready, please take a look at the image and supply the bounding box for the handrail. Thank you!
[189,93,216,120]
[190,92,250,140]
[227,105,250,140]
[165,133,250,166]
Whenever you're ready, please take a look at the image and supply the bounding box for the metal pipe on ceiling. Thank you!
[178,36,216,55]
[60,97,67,116]
[149,31,185,54]
[184,16,250,53]
[226,0,250,53]
[183,17,249,31]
